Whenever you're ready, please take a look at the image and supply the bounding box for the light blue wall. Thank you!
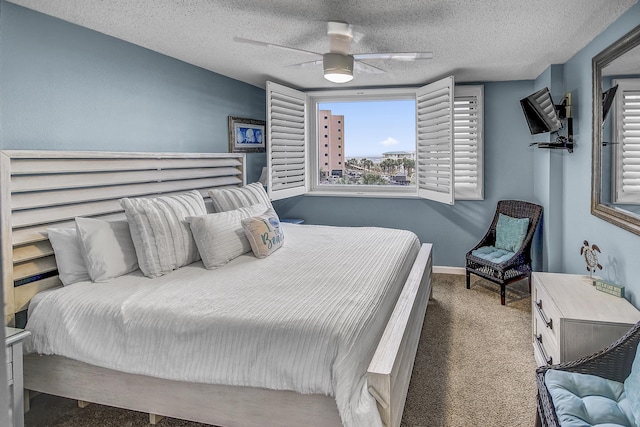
[532,65,566,273]
[0,2,267,182]
[0,1,543,269]
[17,1,637,277]
[274,81,539,267]
[558,2,640,306]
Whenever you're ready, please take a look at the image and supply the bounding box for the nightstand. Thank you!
[281,218,304,224]
[6,327,30,427]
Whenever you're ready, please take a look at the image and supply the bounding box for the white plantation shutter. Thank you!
[266,81,307,201]
[533,88,562,131]
[416,76,455,204]
[613,79,640,204]
[454,86,484,200]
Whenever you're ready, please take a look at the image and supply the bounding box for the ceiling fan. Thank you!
[234,21,433,83]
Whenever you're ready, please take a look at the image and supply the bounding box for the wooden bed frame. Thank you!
[0,150,432,427]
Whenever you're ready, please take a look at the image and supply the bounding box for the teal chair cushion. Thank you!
[546,369,636,427]
[623,342,640,424]
[495,213,529,252]
[471,246,515,264]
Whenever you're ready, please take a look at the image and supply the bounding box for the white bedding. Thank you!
[25,223,420,427]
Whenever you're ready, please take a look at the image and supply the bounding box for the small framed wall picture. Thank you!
[228,116,266,153]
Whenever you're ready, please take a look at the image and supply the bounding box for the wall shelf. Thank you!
[533,139,574,153]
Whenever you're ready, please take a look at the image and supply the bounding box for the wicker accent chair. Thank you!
[535,321,640,427]
[465,200,543,305]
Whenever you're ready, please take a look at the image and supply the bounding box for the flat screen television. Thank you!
[520,87,562,134]
[602,84,618,124]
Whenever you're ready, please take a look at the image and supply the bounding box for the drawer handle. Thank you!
[535,334,553,365]
[535,300,553,330]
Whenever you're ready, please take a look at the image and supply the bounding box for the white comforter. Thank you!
[26,224,420,427]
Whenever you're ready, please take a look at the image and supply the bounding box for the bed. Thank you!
[0,150,432,427]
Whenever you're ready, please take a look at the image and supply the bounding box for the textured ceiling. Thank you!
[8,0,638,89]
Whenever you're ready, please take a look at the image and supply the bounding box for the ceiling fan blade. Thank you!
[351,30,364,44]
[354,61,386,75]
[233,37,321,57]
[289,58,385,74]
[286,59,323,68]
[353,52,434,61]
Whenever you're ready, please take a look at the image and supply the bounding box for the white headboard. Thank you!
[0,150,246,325]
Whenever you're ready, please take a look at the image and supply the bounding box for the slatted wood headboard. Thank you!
[0,150,246,326]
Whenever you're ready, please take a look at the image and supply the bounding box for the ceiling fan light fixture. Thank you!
[323,53,354,83]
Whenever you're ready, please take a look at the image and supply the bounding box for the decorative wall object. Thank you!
[580,240,602,278]
[228,116,266,153]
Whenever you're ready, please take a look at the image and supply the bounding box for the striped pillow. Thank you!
[208,182,272,212]
[186,204,267,269]
[120,190,207,278]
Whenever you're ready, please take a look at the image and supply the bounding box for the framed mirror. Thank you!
[592,24,640,235]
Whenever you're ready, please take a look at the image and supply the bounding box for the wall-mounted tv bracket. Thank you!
[530,92,574,153]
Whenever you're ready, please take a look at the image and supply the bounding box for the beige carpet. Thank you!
[400,274,536,427]
[24,273,537,427]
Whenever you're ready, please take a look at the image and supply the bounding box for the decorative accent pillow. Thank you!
[186,204,266,269]
[75,217,139,282]
[208,182,272,212]
[120,190,207,278]
[241,208,284,259]
[46,227,91,286]
[495,213,530,252]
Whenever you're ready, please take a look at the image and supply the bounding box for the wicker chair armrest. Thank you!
[536,321,640,382]
[502,247,531,270]
[536,371,560,427]
[467,230,496,253]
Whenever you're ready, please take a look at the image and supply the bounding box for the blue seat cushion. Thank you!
[545,369,636,427]
[471,246,515,264]
[623,339,640,424]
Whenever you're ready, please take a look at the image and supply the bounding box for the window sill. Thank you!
[305,189,483,201]
[306,190,421,199]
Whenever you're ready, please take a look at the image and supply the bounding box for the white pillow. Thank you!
[120,190,207,278]
[46,227,91,286]
[75,217,139,282]
[186,204,266,269]
[208,182,273,212]
[241,208,285,259]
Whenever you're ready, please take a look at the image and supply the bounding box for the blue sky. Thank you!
[319,100,416,158]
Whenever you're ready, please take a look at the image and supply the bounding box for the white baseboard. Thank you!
[433,266,465,275]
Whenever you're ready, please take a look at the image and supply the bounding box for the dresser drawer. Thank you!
[533,280,562,343]
[533,278,562,366]
[6,346,14,387]
[6,361,13,383]
[533,313,559,366]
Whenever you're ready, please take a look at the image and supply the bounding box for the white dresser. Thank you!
[6,327,30,427]
[532,272,640,366]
